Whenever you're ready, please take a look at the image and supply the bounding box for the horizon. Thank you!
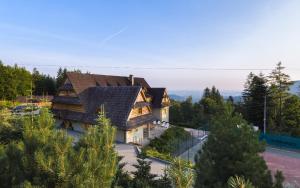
[1,1,300,90]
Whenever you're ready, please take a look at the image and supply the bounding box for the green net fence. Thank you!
[260,133,300,150]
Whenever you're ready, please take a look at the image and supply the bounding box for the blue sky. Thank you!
[1,0,300,91]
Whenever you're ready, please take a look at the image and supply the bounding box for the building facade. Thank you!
[51,72,170,144]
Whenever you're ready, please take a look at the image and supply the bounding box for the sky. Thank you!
[1,0,300,91]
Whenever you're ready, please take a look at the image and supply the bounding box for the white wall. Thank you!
[161,107,169,123]
[126,126,144,144]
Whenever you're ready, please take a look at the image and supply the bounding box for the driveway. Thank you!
[116,143,168,176]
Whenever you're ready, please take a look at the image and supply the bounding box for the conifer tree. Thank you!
[168,158,194,188]
[72,111,118,187]
[194,103,274,188]
[132,157,157,188]
[0,108,118,187]
[268,62,292,128]
[242,72,269,130]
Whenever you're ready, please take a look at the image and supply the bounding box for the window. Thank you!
[138,108,143,114]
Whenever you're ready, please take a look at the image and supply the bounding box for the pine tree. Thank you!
[168,158,194,188]
[56,67,67,89]
[227,176,255,188]
[132,157,157,188]
[194,103,275,188]
[156,169,172,188]
[281,95,300,136]
[72,111,118,187]
[242,72,269,130]
[268,62,292,129]
[0,108,118,187]
[273,171,284,188]
[111,156,132,188]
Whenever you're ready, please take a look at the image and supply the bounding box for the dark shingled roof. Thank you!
[127,114,156,129]
[52,109,85,122]
[78,86,156,129]
[52,96,81,105]
[147,88,166,108]
[52,72,168,130]
[58,83,74,91]
[53,86,156,129]
[66,72,150,94]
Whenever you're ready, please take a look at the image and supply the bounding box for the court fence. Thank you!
[259,133,300,150]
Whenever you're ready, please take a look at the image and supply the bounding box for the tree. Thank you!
[0,62,32,100]
[155,169,172,188]
[273,171,284,188]
[169,99,184,124]
[71,111,118,187]
[169,86,225,129]
[56,67,68,89]
[227,176,255,188]
[194,103,274,188]
[131,158,157,188]
[32,68,56,95]
[242,73,269,130]
[56,67,81,89]
[168,158,194,188]
[281,95,300,136]
[0,108,118,187]
[180,96,194,123]
[198,86,225,128]
[268,62,292,128]
[0,108,23,144]
[111,156,132,188]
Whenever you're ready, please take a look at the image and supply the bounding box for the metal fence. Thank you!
[172,136,202,156]
[260,133,300,150]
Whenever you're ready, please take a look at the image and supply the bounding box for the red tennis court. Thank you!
[262,147,300,187]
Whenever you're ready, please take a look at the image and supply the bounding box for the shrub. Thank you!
[147,126,192,154]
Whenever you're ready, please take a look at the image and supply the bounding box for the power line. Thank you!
[10,63,300,71]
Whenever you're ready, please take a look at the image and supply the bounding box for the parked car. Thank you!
[13,105,27,113]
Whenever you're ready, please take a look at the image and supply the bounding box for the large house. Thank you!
[51,72,170,144]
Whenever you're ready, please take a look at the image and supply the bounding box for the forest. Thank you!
[170,62,300,137]
[0,60,74,101]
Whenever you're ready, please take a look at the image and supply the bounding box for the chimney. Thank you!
[129,74,134,86]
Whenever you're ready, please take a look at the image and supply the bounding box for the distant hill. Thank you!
[169,94,186,101]
[169,81,300,103]
[168,90,242,102]
[290,80,300,96]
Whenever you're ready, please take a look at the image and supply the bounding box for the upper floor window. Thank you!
[138,108,143,115]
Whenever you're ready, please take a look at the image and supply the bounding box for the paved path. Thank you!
[116,143,167,176]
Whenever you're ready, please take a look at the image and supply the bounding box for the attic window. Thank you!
[138,108,143,115]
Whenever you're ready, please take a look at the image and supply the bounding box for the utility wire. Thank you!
[10,63,300,71]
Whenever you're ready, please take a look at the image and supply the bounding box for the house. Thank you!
[51,72,170,144]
